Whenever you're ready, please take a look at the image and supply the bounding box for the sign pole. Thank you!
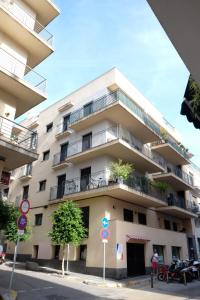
[103,241,106,281]
[8,234,20,292]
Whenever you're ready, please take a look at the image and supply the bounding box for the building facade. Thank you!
[7,68,200,278]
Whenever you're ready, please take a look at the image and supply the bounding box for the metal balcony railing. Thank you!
[19,163,32,178]
[0,48,46,93]
[165,166,193,186]
[69,89,161,137]
[0,0,53,45]
[0,115,37,152]
[167,194,186,209]
[64,125,166,168]
[56,121,72,136]
[52,152,68,166]
[49,170,169,202]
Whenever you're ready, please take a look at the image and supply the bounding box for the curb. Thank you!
[82,279,123,288]
[0,290,17,300]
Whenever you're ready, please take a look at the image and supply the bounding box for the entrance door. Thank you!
[80,167,91,191]
[127,243,145,276]
[57,174,66,199]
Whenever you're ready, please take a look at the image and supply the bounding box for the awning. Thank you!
[126,234,150,242]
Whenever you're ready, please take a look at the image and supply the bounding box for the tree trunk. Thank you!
[61,245,65,277]
[66,243,69,274]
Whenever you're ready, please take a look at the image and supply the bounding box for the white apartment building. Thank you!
[7,68,200,278]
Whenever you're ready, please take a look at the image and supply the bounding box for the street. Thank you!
[0,264,200,300]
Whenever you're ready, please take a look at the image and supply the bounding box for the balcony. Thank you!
[157,195,197,219]
[49,170,167,208]
[65,126,165,173]
[69,90,161,143]
[0,171,10,189]
[52,152,70,170]
[0,0,54,68]
[151,140,191,165]
[152,168,194,191]
[0,115,38,170]
[19,164,32,181]
[0,48,46,117]
[55,122,73,140]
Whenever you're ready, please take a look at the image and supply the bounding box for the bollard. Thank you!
[150,272,154,288]
[166,271,169,284]
[198,269,200,281]
[183,272,187,286]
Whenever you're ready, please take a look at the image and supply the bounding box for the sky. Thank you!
[24,0,200,166]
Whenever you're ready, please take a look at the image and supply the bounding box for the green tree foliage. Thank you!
[49,201,87,276]
[0,200,10,230]
[5,204,31,244]
[186,76,200,118]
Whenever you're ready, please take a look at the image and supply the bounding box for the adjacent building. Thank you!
[7,68,200,278]
[0,0,59,209]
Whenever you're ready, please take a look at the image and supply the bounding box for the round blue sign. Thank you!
[100,229,110,240]
[101,217,109,228]
[18,215,27,230]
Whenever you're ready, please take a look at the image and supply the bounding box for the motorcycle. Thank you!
[0,252,6,264]
[158,260,193,283]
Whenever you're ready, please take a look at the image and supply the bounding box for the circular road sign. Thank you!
[101,217,109,229]
[18,215,27,230]
[20,200,30,215]
[100,229,110,240]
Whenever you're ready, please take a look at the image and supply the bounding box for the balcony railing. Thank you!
[49,170,168,202]
[19,163,32,178]
[0,0,53,45]
[52,152,67,167]
[0,115,37,152]
[166,166,193,186]
[56,121,72,136]
[167,194,186,209]
[65,125,166,168]
[0,48,46,93]
[69,89,161,137]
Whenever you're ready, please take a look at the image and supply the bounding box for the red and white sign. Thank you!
[20,200,30,215]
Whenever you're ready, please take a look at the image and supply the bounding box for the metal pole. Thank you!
[103,241,106,281]
[150,272,154,288]
[66,243,69,274]
[8,234,20,292]
[183,272,187,286]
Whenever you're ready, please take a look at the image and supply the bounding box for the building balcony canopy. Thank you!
[152,171,193,191]
[69,90,161,143]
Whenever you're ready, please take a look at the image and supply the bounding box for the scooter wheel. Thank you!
[158,273,165,281]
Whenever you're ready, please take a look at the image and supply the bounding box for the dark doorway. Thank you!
[80,167,91,191]
[63,114,70,132]
[60,142,68,162]
[54,245,60,259]
[57,174,66,199]
[127,243,145,276]
[82,133,92,151]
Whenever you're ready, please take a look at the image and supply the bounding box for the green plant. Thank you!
[49,201,87,276]
[110,159,134,181]
[160,128,169,141]
[151,180,169,193]
[185,76,200,118]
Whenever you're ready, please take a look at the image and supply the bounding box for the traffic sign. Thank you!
[101,217,109,228]
[100,229,110,240]
[20,200,30,215]
[17,215,27,230]
[17,229,24,235]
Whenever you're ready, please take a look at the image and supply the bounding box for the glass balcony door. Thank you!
[57,174,66,199]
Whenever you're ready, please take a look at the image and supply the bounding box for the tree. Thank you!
[5,204,31,244]
[0,200,10,230]
[48,201,87,276]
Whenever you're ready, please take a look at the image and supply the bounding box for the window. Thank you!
[82,133,92,151]
[83,102,93,117]
[173,222,177,231]
[54,245,60,259]
[23,185,29,200]
[63,114,70,132]
[80,245,87,261]
[33,245,39,259]
[39,180,46,192]
[46,122,53,133]
[81,206,90,235]
[123,209,133,222]
[164,219,171,230]
[153,245,165,264]
[35,214,43,226]
[43,150,50,161]
[138,213,147,225]
[60,143,68,162]
[3,188,9,197]
[172,246,181,260]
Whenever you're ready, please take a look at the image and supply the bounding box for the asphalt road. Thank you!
[0,264,200,300]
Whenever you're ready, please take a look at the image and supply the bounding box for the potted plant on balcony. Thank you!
[160,128,169,143]
[151,180,169,194]
[109,159,134,184]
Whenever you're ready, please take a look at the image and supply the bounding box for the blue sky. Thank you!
[26,0,199,165]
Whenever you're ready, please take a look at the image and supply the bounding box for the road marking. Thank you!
[18,286,53,293]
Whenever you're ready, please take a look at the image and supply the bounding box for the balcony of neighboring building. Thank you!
[65,125,166,173]
[52,152,70,170]
[19,163,32,181]
[151,139,191,165]
[49,170,168,208]
[0,48,46,117]
[157,194,197,219]
[0,115,38,170]
[69,89,162,143]
[0,0,55,68]
[152,166,194,191]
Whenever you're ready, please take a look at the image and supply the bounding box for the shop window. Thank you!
[172,246,181,260]
[123,209,133,222]
[153,245,165,264]
[138,213,146,225]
